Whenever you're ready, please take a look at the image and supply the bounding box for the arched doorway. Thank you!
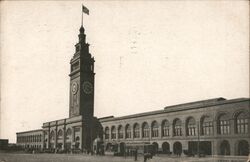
[220,140,230,155]
[173,141,182,156]
[106,143,112,151]
[238,140,249,156]
[162,142,170,154]
[119,142,125,155]
[75,136,80,149]
[65,128,72,151]
[152,142,158,155]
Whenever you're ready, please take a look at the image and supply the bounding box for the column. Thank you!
[213,121,218,136]
[116,127,118,140]
[230,119,235,135]
[80,127,82,149]
[55,125,58,149]
[63,124,66,150]
[109,127,111,140]
[123,127,125,140]
[229,139,235,156]
[169,141,173,154]
[48,126,51,149]
[212,140,217,155]
[140,127,143,139]
[182,122,186,137]
[169,122,173,137]
[72,127,75,149]
[131,127,134,140]
[159,125,162,138]
[149,127,152,139]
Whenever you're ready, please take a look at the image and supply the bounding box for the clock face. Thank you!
[82,81,93,94]
[71,82,78,94]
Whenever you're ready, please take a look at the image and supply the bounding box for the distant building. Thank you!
[0,139,9,150]
[16,25,250,156]
[16,129,43,150]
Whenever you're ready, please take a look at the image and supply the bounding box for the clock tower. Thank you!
[69,26,95,119]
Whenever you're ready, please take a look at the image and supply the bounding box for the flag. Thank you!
[82,5,89,15]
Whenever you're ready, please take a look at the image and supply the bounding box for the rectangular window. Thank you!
[220,120,230,134]
[162,127,169,137]
[174,126,182,136]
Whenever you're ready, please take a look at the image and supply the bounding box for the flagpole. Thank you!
[81,5,83,27]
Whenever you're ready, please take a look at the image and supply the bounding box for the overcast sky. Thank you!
[1,1,249,143]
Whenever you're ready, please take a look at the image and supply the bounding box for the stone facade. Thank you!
[100,98,250,156]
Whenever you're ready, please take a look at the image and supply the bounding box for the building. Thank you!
[16,24,250,156]
[100,97,250,156]
[0,139,9,150]
[16,129,43,150]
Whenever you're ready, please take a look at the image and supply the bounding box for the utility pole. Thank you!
[197,121,200,157]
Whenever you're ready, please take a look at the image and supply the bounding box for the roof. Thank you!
[16,129,43,134]
[98,97,249,122]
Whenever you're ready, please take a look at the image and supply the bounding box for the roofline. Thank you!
[99,97,249,122]
[16,129,43,134]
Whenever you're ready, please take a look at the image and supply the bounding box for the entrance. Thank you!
[238,140,249,156]
[220,140,230,155]
[173,142,182,155]
[119,142,125,155]
[152,142,158,155]
[162,142,170,154]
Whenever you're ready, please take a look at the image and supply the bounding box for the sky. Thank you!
[0,1,249,143]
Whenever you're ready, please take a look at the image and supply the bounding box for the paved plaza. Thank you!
[0,153,249,162]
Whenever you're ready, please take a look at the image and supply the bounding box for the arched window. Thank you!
[235,112,248,134]
[104,127,109,139]
[201,116,213,135]
[125,124,131,139]
[186,117,196,136]
[133,123,140,138]
[142,122,149,138]
[66,128,72,140]
[57,129,63,140]
[111,126,116,139]
[173,118,182,136]
[118,125,123,139]
[50,131,55,141]
[152,121,159,137]
[162,120,170,137]
[218,114,230,135]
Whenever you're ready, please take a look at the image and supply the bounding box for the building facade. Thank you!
[16,25,250,156]
[100,98,250,156]
[16,129,43,150]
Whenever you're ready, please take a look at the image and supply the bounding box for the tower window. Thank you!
[71,62,79,71]
[76,45,80,52]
